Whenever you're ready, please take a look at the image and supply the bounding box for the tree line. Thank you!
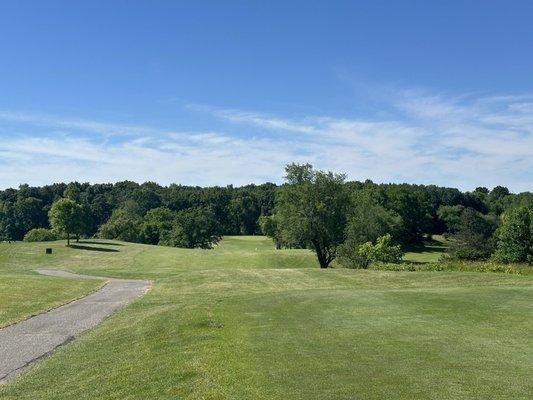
[265,164,532,267]
[0,165,531,267]
[0,181,276,245]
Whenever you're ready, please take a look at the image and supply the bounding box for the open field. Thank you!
[402,235,449,263]
[0,236,532,399]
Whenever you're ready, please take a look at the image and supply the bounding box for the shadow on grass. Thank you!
[78,240,124,246]
[68,244,119,252]
[404,245,446,254]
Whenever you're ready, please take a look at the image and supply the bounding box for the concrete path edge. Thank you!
[0,269,151,383]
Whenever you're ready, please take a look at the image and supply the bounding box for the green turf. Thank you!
[0,237,531,399]
[0,244,103,327]
[402,234,449,263]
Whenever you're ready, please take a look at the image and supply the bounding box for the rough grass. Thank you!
[0,236,532,399]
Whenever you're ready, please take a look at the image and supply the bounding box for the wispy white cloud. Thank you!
[0,111,157,137]
[194,91,533,191]
[0,90,532,192]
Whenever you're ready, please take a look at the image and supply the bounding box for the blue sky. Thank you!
[0,0,532,191]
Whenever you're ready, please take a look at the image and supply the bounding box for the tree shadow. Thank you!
[78,240,124,246]
[68,244,119,252]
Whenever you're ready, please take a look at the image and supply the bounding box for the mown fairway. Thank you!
[0,237,532,399]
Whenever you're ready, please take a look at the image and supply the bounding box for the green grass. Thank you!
[0,236,532,399]
[0,244,103,327]
[402,234,449,263]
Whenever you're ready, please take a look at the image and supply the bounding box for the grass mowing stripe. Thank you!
[0,236,531,399]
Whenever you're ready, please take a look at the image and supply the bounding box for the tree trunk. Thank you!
[67,233,70,246]
[312,240,329,268]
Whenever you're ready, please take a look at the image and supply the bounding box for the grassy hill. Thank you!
[0,237,532,399]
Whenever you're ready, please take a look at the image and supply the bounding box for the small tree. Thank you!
[48,198,85,246]
[275,163,349,268]
[493,207,532,263]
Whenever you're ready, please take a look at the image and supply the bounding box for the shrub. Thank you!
[23,228,57,242]
[368,260,529,275]
[371,234,404,263]
[341,234,403,268]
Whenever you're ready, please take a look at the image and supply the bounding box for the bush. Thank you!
[368,260,529,275]
[340,234,403,268]
[23,228,57,242]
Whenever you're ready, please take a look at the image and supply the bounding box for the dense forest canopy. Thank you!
[0,170,531,265]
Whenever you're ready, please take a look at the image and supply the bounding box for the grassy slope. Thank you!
[0,236,532,399]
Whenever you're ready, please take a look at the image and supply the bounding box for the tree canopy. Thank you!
[0,165,531,262]
[274,164,349,268]
[48,198,86,246]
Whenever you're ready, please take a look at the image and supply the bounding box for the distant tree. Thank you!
[48,198,85,246]
[230,191,260,234]
[275,163,349,268]
[437,204,466,233]
[382,186,431,244]
[490,186,510,200]
[448,207,497,260]
[139,207,176,245]
[14,197,47,239]
[160,207,221,249]
[474,187,489,195]
[63,182,84,203]
[0,201,17,241]
[338,191,402,267]
[132,187,162,215]
[97,200,143,242]
[493,207,532,263]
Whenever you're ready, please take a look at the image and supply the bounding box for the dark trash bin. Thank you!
[45,248,53,254]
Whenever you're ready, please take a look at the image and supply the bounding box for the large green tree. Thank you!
[493,206,532,263]
[275,163,349,268]
[48,198,85,246]
[139,207,176,245]
[160,206,221,249]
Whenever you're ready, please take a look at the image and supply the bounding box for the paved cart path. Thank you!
[0,269,150,383]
